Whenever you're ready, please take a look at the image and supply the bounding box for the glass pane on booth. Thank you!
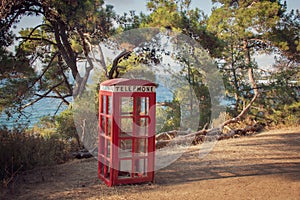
[106,139,111,158]
[107,118,112,137]
[121,97,133,116]
[120,117,133,134]
[136,118,148,136]
[120,131,131,138]
[136,138,148,155]
[99,156,105,176]
[99,135,105,155]
[104,164,110,179]
[100,116,105,135]
[140,97,149,115]
[134,159,147,177]
[118,159,132,179]
[108,96,112,114]
[119,139,132,158]
[102,95,106,114]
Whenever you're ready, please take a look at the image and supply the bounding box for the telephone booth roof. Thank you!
[100,78,157,87]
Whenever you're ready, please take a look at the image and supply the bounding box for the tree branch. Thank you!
[221,40,260,128]
[52,89,71,105]
[57,54,73,95]
[108,50,132,79]
[21,80,65,109]
[51,21,81,92]
[17,23,54,45]
[97,43,107,75]
[17,36,56,45]
[221,92,259,127]
[28,52,58,91]
[35,94,72,99]
[76,29,95,97]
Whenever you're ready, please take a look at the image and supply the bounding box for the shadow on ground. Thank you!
[155,131,300,185]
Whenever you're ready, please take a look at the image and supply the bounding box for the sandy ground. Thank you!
[1,127,300,200]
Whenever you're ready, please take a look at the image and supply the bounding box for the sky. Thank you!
[11,0,300,68]
[18,0,300,30]
[15,0,300,35]
[104,0,299,15]
[104,0,213,15]
[17,0,213,30]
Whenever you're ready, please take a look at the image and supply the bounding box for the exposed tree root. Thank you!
[156,123,264,149]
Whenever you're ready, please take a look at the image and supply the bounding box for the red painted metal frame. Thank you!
[98,79,156,187]
[98,90,113,186]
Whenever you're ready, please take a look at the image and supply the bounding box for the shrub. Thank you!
[56,109,81,149]
[0,127,71,187]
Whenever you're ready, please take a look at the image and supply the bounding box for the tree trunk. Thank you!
[221,40,259,128]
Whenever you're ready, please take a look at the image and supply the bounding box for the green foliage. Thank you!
[0,0,299,138]
[116,53,157,81]
[208,0,283,40]
[157,98,181,132]
[254,66,300,126]
[72,89,99,150]
[31,108,81,149]
[116,11,145,31]
[0,20,14,46]
[32,108,82,149]
[0,0,117,116]
[50,0,114,39]
[0,47,37,113]
[145,0,181,28]
[207,0,288,122]
[32,116,58,139]
[55,109,80,147]
[144,0,223,57]
[0,127,71,186]
[269,9,300,62]
[261,101,300,126]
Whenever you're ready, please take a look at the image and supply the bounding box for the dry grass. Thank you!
[0,128,72,188]
[1,127,299,200]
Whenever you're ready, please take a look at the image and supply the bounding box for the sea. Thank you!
[0,87,173,129]
[0,98,69,129]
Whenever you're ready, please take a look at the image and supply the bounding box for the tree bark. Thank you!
[221,39,259,128]
[108,50,131,79]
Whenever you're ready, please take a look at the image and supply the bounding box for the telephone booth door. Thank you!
[98,92,113,185]
[98,78,156,186]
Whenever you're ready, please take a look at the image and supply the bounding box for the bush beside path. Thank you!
[1,127,299,200]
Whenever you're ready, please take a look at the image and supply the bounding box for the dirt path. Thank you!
[1,127,300,200]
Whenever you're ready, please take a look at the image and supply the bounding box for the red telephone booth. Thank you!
[98,78,156,186]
